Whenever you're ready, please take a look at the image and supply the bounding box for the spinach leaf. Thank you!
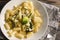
[30,22,33,29]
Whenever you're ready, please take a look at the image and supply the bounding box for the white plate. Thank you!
[0,0,49,40]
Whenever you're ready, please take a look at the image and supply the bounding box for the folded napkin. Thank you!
[39,1,60,40]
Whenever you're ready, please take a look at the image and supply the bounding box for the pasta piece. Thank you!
[33,26,39,33]
[5,11,10,21]
[13,28,21,32]
[18,10,22,21]
[34,9,41,17]
[26,32,33,38]
[22,25,26,31]
[11,31,17,37]
[15,33,24,39]
[13,5,17,10]
[4,23,10,30]
[33,17,43,24]
[7,30,13,37]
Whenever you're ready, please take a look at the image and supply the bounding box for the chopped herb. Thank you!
[30,22,33,29]
[25,28,32,34]
[28,13,32,18]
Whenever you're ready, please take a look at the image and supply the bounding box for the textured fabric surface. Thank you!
[41,2,60,40]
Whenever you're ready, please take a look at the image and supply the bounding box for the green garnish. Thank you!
[22,17,29,25]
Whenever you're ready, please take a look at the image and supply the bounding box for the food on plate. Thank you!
[4,1,43,39]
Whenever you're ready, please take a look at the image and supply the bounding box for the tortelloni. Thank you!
[4,1,43,39]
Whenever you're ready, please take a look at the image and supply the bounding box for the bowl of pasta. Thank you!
[0,0,49,40]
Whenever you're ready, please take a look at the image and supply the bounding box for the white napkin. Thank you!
[39,2,60,40]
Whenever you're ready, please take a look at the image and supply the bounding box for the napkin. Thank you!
[39,2,60,40]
